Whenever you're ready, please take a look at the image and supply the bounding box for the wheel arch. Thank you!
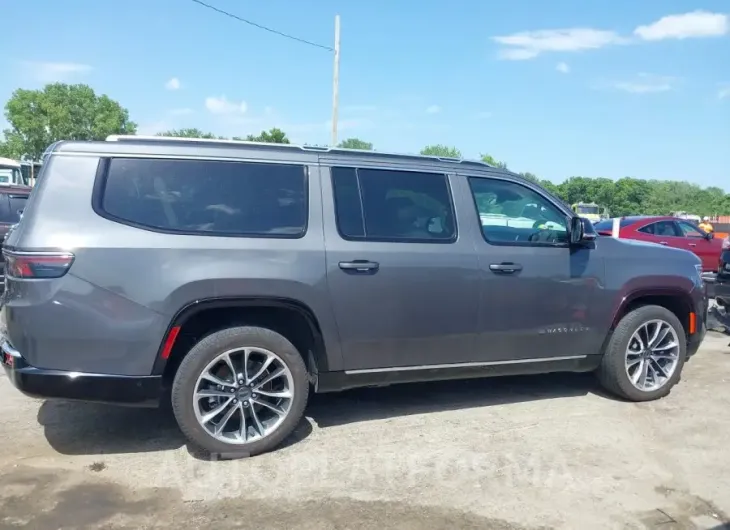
[152,296,332,386]
[610,287,695,336]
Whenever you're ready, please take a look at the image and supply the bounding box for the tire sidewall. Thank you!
[171,326,309,457]
[607,306,687,401]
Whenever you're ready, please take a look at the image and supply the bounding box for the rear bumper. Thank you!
[1,340,161,407]
[714,280,730,304]
[704,272,730,303]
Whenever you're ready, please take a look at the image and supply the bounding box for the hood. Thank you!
[599,235,702,265]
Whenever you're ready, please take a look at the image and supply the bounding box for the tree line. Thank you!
[1,83,727,217]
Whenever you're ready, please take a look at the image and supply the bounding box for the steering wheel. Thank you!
[528,220,556,243]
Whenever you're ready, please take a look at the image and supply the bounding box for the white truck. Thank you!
[0,157,25,186]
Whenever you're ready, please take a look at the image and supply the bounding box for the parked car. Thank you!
[593,216,724,273]
[0,184,32,289]
[714,236,730,303]
[1,137,708,457]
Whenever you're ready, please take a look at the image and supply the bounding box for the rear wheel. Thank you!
[171,326,309,457]
[597,305,686,402]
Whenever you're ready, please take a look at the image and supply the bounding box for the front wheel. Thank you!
[597,305,686,402]
[171,326,309,457]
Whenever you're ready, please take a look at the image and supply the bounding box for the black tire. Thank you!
[596,305,687,402]
[171,326,309,457]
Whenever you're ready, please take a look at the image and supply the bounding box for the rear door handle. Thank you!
[339,260,379,272]
[688,243,697,247]
[489,262,522,274]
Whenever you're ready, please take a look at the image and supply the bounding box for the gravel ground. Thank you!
[1,332,730,530]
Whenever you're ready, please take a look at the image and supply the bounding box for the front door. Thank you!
[321,164,480,371]
[676,220,717,271]
[464,175,603,361]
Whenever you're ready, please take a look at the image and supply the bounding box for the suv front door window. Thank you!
[470,178,568,245]
[466,176,603,362]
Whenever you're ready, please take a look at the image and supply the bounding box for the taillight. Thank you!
[723,237,730,250]
[3,251,75,279]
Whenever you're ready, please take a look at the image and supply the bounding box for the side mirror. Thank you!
[705,231,714,240]
[570,217,596,245]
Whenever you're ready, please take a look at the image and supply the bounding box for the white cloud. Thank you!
[492,28,624,60]
[205,96,247,115]
[556,62,570,73]
[612,73,676,94]
[426,105,441,114]
[165,77,181,90]
[718,84,730,100]
[169,108,193,116]
[634,10,728,41]
[23,61,92,82]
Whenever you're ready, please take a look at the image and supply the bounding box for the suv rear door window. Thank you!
[100,158,308,237]
[331,166,456,242]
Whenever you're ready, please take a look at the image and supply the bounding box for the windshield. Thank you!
[576,205,599,215]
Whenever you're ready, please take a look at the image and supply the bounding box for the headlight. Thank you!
[694,264,704,286]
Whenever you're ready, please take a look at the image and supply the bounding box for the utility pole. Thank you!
[331,14,341,146]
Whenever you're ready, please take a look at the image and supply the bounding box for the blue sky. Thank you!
[2,0,729,188]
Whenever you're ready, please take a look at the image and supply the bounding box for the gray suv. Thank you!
[1,136,707,456]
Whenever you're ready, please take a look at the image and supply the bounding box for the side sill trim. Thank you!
[344,355,588,375]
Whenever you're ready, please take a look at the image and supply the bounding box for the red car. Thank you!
[593,216,724,272]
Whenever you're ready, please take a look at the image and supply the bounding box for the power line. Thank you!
[190,0,334,52]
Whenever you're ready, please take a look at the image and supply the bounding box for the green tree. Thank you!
[420,144,461,158]
[244,127,290,144]
[1,83,136,161]
[338,137,373,150]
[157,128,221,139]
[481,153,507,169]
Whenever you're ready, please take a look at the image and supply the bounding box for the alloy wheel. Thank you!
[192,347,294,444]
[625,319,680,392]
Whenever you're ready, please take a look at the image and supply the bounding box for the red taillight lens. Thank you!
[3,251,75,279]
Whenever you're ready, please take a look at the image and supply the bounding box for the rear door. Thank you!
[321,164,481,371]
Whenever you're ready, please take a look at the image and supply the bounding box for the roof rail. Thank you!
[105,135,499,168]
[105,135,307,150]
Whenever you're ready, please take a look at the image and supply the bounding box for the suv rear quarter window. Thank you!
[98,158,308,238]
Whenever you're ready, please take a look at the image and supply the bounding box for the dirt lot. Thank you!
[1,333,730,530]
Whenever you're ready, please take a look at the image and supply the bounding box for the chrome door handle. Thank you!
[489,262,523,274]
[339,260,379,272]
